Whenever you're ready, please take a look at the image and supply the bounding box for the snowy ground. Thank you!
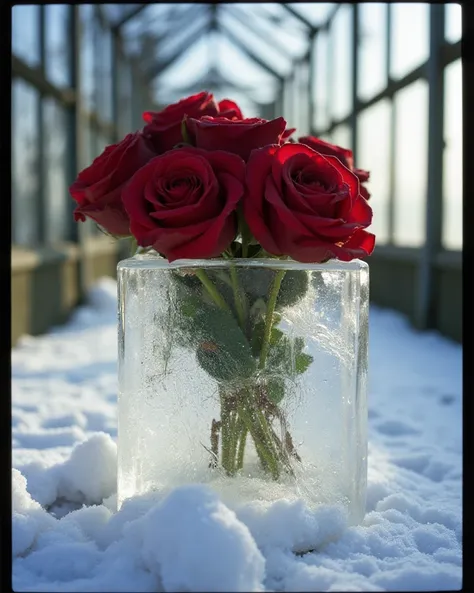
[12,277,462,592]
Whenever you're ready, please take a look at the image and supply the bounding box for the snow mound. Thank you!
[141,485,265,592]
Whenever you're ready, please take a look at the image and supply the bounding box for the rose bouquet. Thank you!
[70,92,374,481]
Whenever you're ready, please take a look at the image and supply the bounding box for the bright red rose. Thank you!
[281,127,296,143]
[298,136,371,200]
[122,147,245,262]
[218,99,244,120]
[69,132,157,236]
[243,143,375,263]
[185,116,287,161]
[143,92,220,153]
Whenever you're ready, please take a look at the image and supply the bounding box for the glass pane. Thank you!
[96,26,113,122]
[442,59,462,250]
[313,31,329,131]
[357,100,391,244]
[130,70,145,132]
[90,125,100,159]
[80,5,95,111]
[80,114,94,170]
[297,62,310,135]
[45,5,71,88]
[43,98,69,243]
[390,4,429,80]
[283,77,293,127]
[330,5,353,121]
[293,64,309,136]
[445,4,462,44]
[118,56,133,137]
[291,74,300,132]
[358,4,387,101]
[393,80,429,246]
[12,5,40,67]
[12,80,40,246]
[103,4,138,24]
[98,132,112,156]
[331,124,352,152]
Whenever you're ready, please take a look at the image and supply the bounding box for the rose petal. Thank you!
[186,116,287,161]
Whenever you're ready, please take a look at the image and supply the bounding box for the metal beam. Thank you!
[324,4,341,31]
[225,7,294,62]
[147,22,209,79]
[113,5,149,30]
[280,4,317,33]
[219,21,285,82]
[415,4,446,330]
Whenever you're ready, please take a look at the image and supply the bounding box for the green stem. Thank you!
[236,390,281,479]
[130,237,138,257]
[236,424,248,470]
[220,395,233,475]
[229,412,241,471]
[195,269,232,313]
[181,117,191,144]
[259,269,286,369]
[228,264,246,331]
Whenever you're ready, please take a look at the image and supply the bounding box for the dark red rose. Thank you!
[142,92,220,153]
[69,132,157,236]
[122,147,245,262]
[299,136,353,167]
[218,99,244,120]
[298,135,371,200]
[243,143,375,263]
[185,116,287,161]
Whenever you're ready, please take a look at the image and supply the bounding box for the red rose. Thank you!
[218,99,244,120]
[354,168,371,201]
[69,132,157,236]
[299,136,353,167]
[243,143,375,263]
[143,92,220,153]
[282,127,297,143]
[185,116,287,161]
[122,147,245,262]
[298,136,371,200]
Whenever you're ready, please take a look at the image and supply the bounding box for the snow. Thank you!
[12,276,463,591]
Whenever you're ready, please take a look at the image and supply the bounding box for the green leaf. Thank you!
[265,334,313,377]
[266,335,292,371]
[276,271,309,308]
[193,305,257,382]
[295,352,313,374]
[266,378,285,405]
[294,337,305,355]
[250,319,283,357]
